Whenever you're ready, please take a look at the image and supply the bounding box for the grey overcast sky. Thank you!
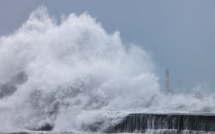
[1,0,215,91]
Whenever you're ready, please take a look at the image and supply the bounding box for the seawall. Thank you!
[106,113,215,133]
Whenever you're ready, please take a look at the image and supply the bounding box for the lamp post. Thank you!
[166,69,169,93]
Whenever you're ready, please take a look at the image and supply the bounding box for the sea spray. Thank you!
[0,6,159,132]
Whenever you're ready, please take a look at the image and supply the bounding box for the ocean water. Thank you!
[0,6,215,133]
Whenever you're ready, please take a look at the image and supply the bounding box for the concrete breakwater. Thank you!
[106,113,215,133]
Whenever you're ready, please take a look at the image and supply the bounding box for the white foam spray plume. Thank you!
[0,6,215,132]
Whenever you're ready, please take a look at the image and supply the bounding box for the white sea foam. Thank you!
[0,6,215,132]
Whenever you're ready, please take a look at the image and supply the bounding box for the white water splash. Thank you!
[0,6,215,132]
